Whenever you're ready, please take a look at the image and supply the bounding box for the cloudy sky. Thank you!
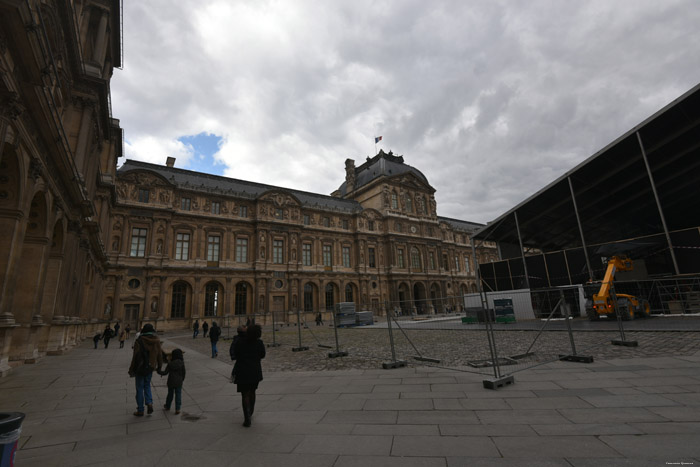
[111,0,700,224]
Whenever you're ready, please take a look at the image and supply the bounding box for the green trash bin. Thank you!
[0,412,24,467]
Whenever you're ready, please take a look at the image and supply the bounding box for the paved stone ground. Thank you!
[2,327,699,466]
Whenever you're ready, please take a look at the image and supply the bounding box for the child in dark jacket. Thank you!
[158,348,186,414]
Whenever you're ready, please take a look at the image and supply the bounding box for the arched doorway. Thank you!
[397,283,410,315]
[325,283,337,311]
[303,282,316,312]
[170,281,191,320]
[40,220,65,321]
[344,283,355,303]
[12,191,49,324]
[204,281,222,317]
[235,282,249,315]
[413,282,427,314]
[430,283,441,314]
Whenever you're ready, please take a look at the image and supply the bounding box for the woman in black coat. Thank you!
[233,324,265,427]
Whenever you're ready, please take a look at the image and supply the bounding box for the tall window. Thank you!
[235,238,248,262]
[325,284,335,311]
[442,254,449,270]
[175,233,190,260]
[396,223,402,233]
[207,235,220,263]
[397,248,405,268]
[323,244,332,267]
[368,220,375,231]
[211,201,220,214]
[130,228,147,257]
[465,255,471,273]
[454,256,461,272]
[342,246,351,267]
[239,206,248,217]
[345,284,354,302]
[429,252,436,270]
[368,247,376,268]
[181,198,191,211]
[302,243,312,266]
[204,282,219,317]
[323,217,330,227]
[235,282,247,315]
[138,188,149,203]
[411,248,421,270]
[273,239,283,264]
[171,282,186,318]
[275,208,283,219]
[303,214,310,225]
[342,219,349,230]
[406,195,412,212]
[391,192,398,209]
[303,283,313,312]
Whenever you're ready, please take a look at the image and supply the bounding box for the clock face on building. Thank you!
[410,226,417,233]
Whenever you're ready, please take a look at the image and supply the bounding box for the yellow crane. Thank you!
[586,255,651,320]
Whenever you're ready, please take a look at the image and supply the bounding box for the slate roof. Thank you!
[117,160,362,213]
[336,150,433,196]
[438,216,485,233]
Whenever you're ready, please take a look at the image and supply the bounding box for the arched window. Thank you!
[411,247,422,270]
[325,284,335,311]
[345,284,354,303]
[235,282,247,315]
[204,282,219,317]
[171,282,187,318]
[304,283,314,312]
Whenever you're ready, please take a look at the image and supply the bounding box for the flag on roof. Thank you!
[375,136,383,143]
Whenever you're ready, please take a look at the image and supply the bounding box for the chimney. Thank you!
[345,158,356,193]
[166,157,176,167]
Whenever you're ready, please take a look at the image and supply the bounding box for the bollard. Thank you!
[0,412,25,467]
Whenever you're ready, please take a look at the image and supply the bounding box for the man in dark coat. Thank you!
[192,319,199,339]
[128,323,164,416]
[202,321,209,338]
[209,321,221,358]
[233,324,265,427]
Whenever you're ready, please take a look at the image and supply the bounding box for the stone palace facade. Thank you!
[109,153,496,333]
[0,0,496,373]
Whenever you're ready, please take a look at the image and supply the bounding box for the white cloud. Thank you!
[112,0,700,223]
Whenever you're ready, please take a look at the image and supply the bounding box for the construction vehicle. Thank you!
[585,255,651,321]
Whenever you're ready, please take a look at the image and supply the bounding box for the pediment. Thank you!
[119,170,172,187]
[258,190,300,207]
[388,172,433,191]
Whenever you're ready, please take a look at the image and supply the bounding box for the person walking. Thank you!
[119,328,127,348]
[114,322,120,340]
[128,323,163,417]
[209,321,221,358]
[158,348,186,415]
[315,313,323,326]
[125,324,131,340]
[192,319,199,339]
[232,324,265,427]
[202,321,209,338]
[92,332,101,349]
[103,325,113,349]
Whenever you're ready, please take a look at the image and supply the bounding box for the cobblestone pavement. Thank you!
[169,324,700,374]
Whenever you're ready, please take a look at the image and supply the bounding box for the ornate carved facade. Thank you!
[0,0,122,373]
[107,152,497,332]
